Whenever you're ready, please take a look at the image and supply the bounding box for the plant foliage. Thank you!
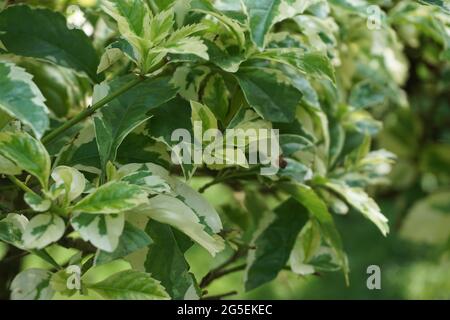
[0,0,449,300]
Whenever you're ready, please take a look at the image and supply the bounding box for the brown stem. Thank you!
[200,248,248,288]
[202,290,238,300]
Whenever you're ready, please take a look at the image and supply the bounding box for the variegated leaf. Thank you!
[51,166,86,203]
[0,213,29,248]
[93,75,177,171]
[10,269,54,300]
[71,212,125,252]
[133,194,224,256]
[325,180,389,236]
[244,0,320,48]
[0,132,50,189]
[22,213,65,249]
[190,100,218,133]
[0,61,49,139]
[24,193,51,212]
[95,221,153,265]
[72,181,148,214]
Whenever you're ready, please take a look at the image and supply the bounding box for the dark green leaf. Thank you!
[0,5,102,82]
[94,75,177,170]
[144,221,197,300]
[245,198,309,291]
[236,67,303,123]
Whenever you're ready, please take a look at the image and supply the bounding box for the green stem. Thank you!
[198,170,257,193]
[41,76,146,145]
[7,176,37,196]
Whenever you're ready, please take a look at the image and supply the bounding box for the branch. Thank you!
[41,76,146,144]
[200,248,248,288]
[7,175,38,196]
[202,291,238,300]
[198,170,257,193]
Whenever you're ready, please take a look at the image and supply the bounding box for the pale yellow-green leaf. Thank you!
[190,100,217,132]
[325,180,389,236]
[51,166,86,203]
[133,194,224,256]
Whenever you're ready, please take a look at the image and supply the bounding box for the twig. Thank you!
[200,248,248,288]
[202,291,238,300]
[42,76,146,144]
[198,170,257,193]
[7,176,38,196]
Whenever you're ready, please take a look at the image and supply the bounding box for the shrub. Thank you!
[0,0,448,300]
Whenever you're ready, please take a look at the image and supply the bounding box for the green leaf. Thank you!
[279,134,314,156]
[236,67,303,123]
[0,132,50,189]
[145,220,198,300]
[0,61,49,139]
[0,5,102,82]
[18,60,90,119]
[203,73,230,122]
[93,75,177,171]
[72,181,148,214]
[325,180,389,236]
[116,133,172,168]
[50,268,80,297]
[88,270,170,300]
[349,80,387,109]
[245,198,309,291]
[56,121,101,174]
[277,158,313,183]
[10,268,54,300]
[0,153,21,176]
[244,0,314,48]
[146,97,197,179]
[204,40,245,73]
[22,213,65,249]
[243,0,280,48]
[95,222,153,265]
[71,212,125,252]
